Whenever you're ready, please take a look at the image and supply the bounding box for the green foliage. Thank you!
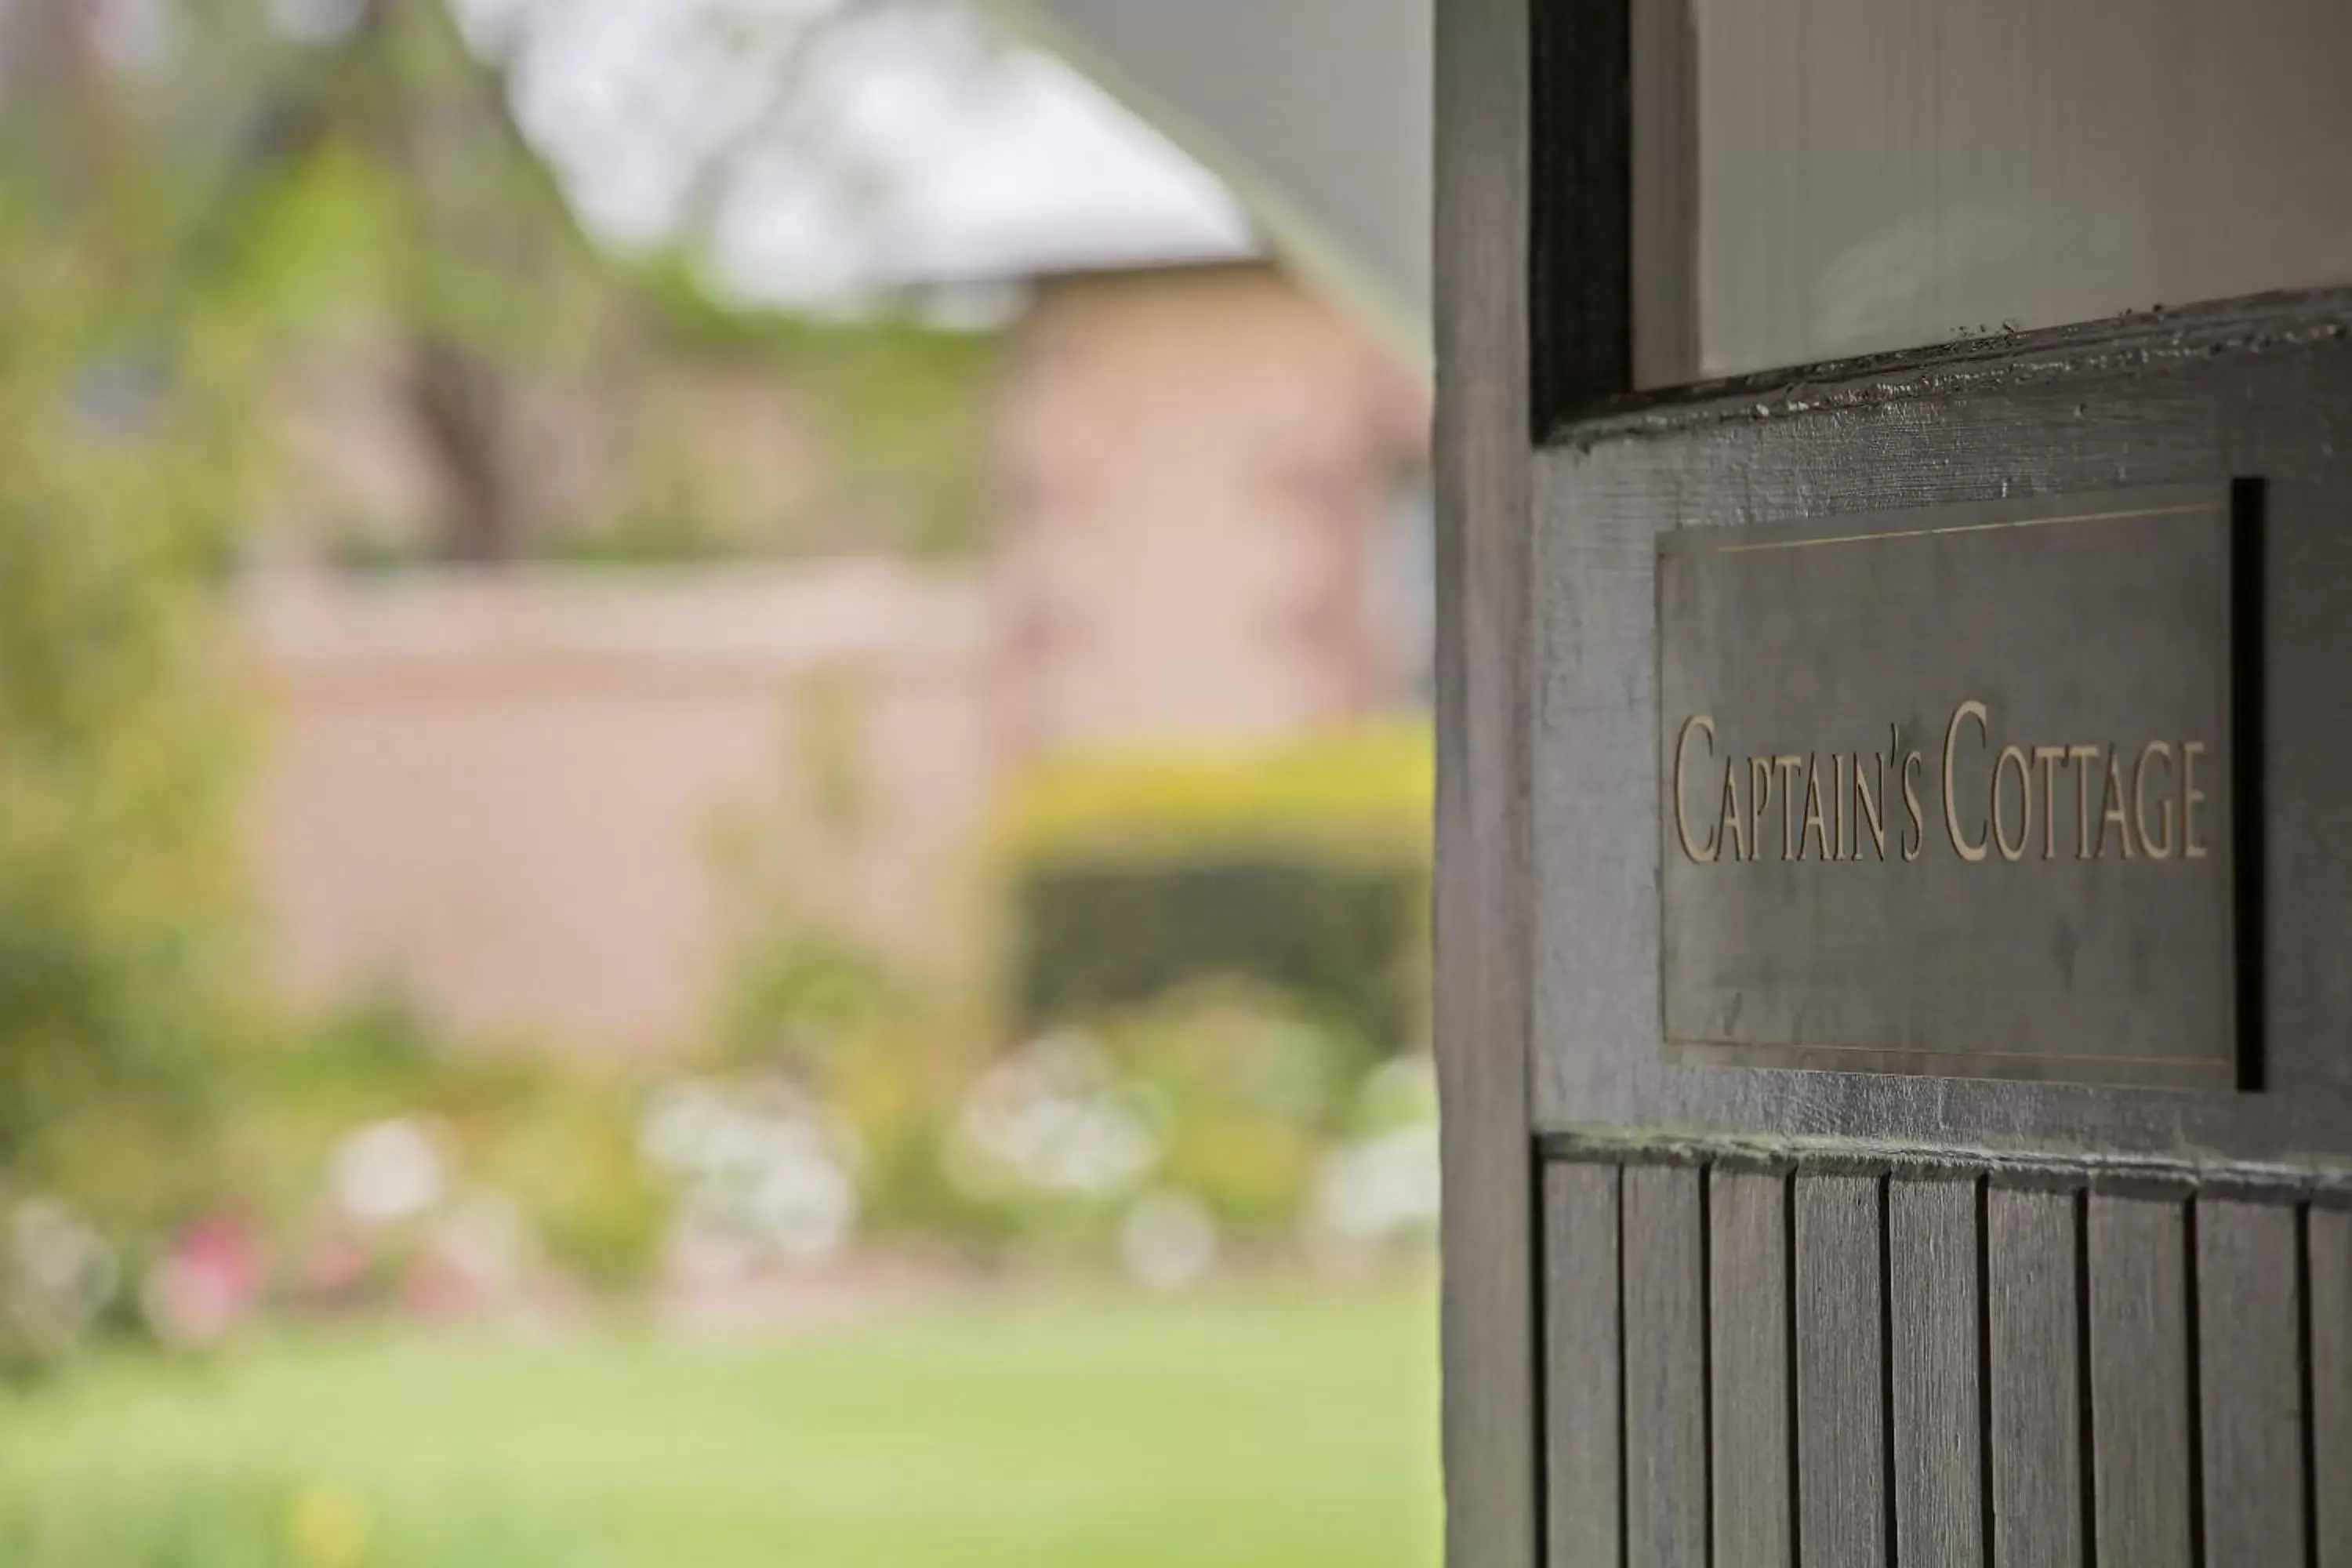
[996,725,1434,1051]
[716,927,1004,1248]
[996,722,1433,861]
[720,928,915,1078]
[0,212,265,1229]
[218,996,668,1293]
[643,264,1005,559]
[1099,986,1377,1241]
[474,1080,665,1294]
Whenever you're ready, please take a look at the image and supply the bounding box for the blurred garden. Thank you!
[0,2,1439,1562]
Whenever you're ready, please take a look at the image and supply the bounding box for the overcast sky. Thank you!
[443,0,1254,312]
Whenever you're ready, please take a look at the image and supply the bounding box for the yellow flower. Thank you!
[286,1483,371,1568]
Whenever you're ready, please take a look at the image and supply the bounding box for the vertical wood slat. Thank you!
[1987,1185,2085,1567]
[1888,1177,1982,1568]
[1624,1164,1707,1567]
[1710,1169,1792,1568]
[1544,1161,1622,1568]
[1795,1173,1886,1568]
[1431,0,1535,1559]
[2196,1197,2307,1566]
[2086,1194,2194,1568]
[2313,1204,2352,1568]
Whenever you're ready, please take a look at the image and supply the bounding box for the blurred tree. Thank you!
[0,0,1004,1222]
[218,0,997,565]
[0,0,286,1240]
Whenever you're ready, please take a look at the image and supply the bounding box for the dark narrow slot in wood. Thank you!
[1880,1175,1899,1568]
[2074,1189,2100,1568]
[1525,0,1632,430]
[2185,1200,2209,1568]
[1788,1174,1805,1568]
[1700,1163,1717,1568]
[2296,1203,2319,1568]
[1617,1163,1631,1568]
[1527,1149,1551,1568]
[2229,474,2267,1093]
[1976,1178,1995,1568]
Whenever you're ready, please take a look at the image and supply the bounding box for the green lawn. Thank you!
[0,1283,1442,1568]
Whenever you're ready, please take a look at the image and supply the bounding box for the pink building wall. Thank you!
[994,263,1430,753]
[241,262,1428,1058]
[241,564,1000,1056]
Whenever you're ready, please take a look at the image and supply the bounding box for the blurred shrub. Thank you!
[0,208,281,1370]
[1094,985,1374,1245]
[218,993,668,1302]
[935,984,1423,1279]
[716,927,1011,1253]
[994,724,1432,1051]
[476,1080,664,1294]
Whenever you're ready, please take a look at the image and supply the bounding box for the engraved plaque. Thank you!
[1657,485,2255,1088]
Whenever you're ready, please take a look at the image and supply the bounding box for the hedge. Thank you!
[994,724,1432,1050]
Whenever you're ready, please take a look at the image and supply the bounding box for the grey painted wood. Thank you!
[2314,1205,2352,1567]
[1888,1177,1981,1568]
[1709,1168,1791,1568]
[2196,1197,2306,1566]
[1544,1162,1622,1568]
[1623,1163,1706,1567]
[2085,1194,2194,1568]
[1528,292,2352,1168]
[1432,0,1537,1560]
[1628,0,1697,388]
[1987,1185,2084,1568]
[1795,1173,1886,1568]
[1680,0,2352,379]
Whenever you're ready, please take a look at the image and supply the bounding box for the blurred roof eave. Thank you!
[982,0,1432,371]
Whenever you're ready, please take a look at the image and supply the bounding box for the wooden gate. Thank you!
[1434,2,2352,1563]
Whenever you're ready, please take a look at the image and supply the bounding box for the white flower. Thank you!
[1119,1190,1218,1292]
[949,1034,1163,1201]
[329,1118,447,1225]
[643,1078,860,1265]
[5,1197,117,1350]
[1308,1124,1441,1248]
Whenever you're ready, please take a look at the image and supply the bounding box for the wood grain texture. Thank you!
[1794,1173,1886,1568]
[1987,1185,2084,1568]
[2196,1197,2306,1566]
[2313,1204,2352,1568]
[1544,1162,1622,1568]
[1530,290,2352,1167]
[1623,1163,1706,1567]
[1709,1169,1791,1568]
[1432,0,1537,1561]
[1887,1177,1981,1568]
[2085,1194,2194,1568]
